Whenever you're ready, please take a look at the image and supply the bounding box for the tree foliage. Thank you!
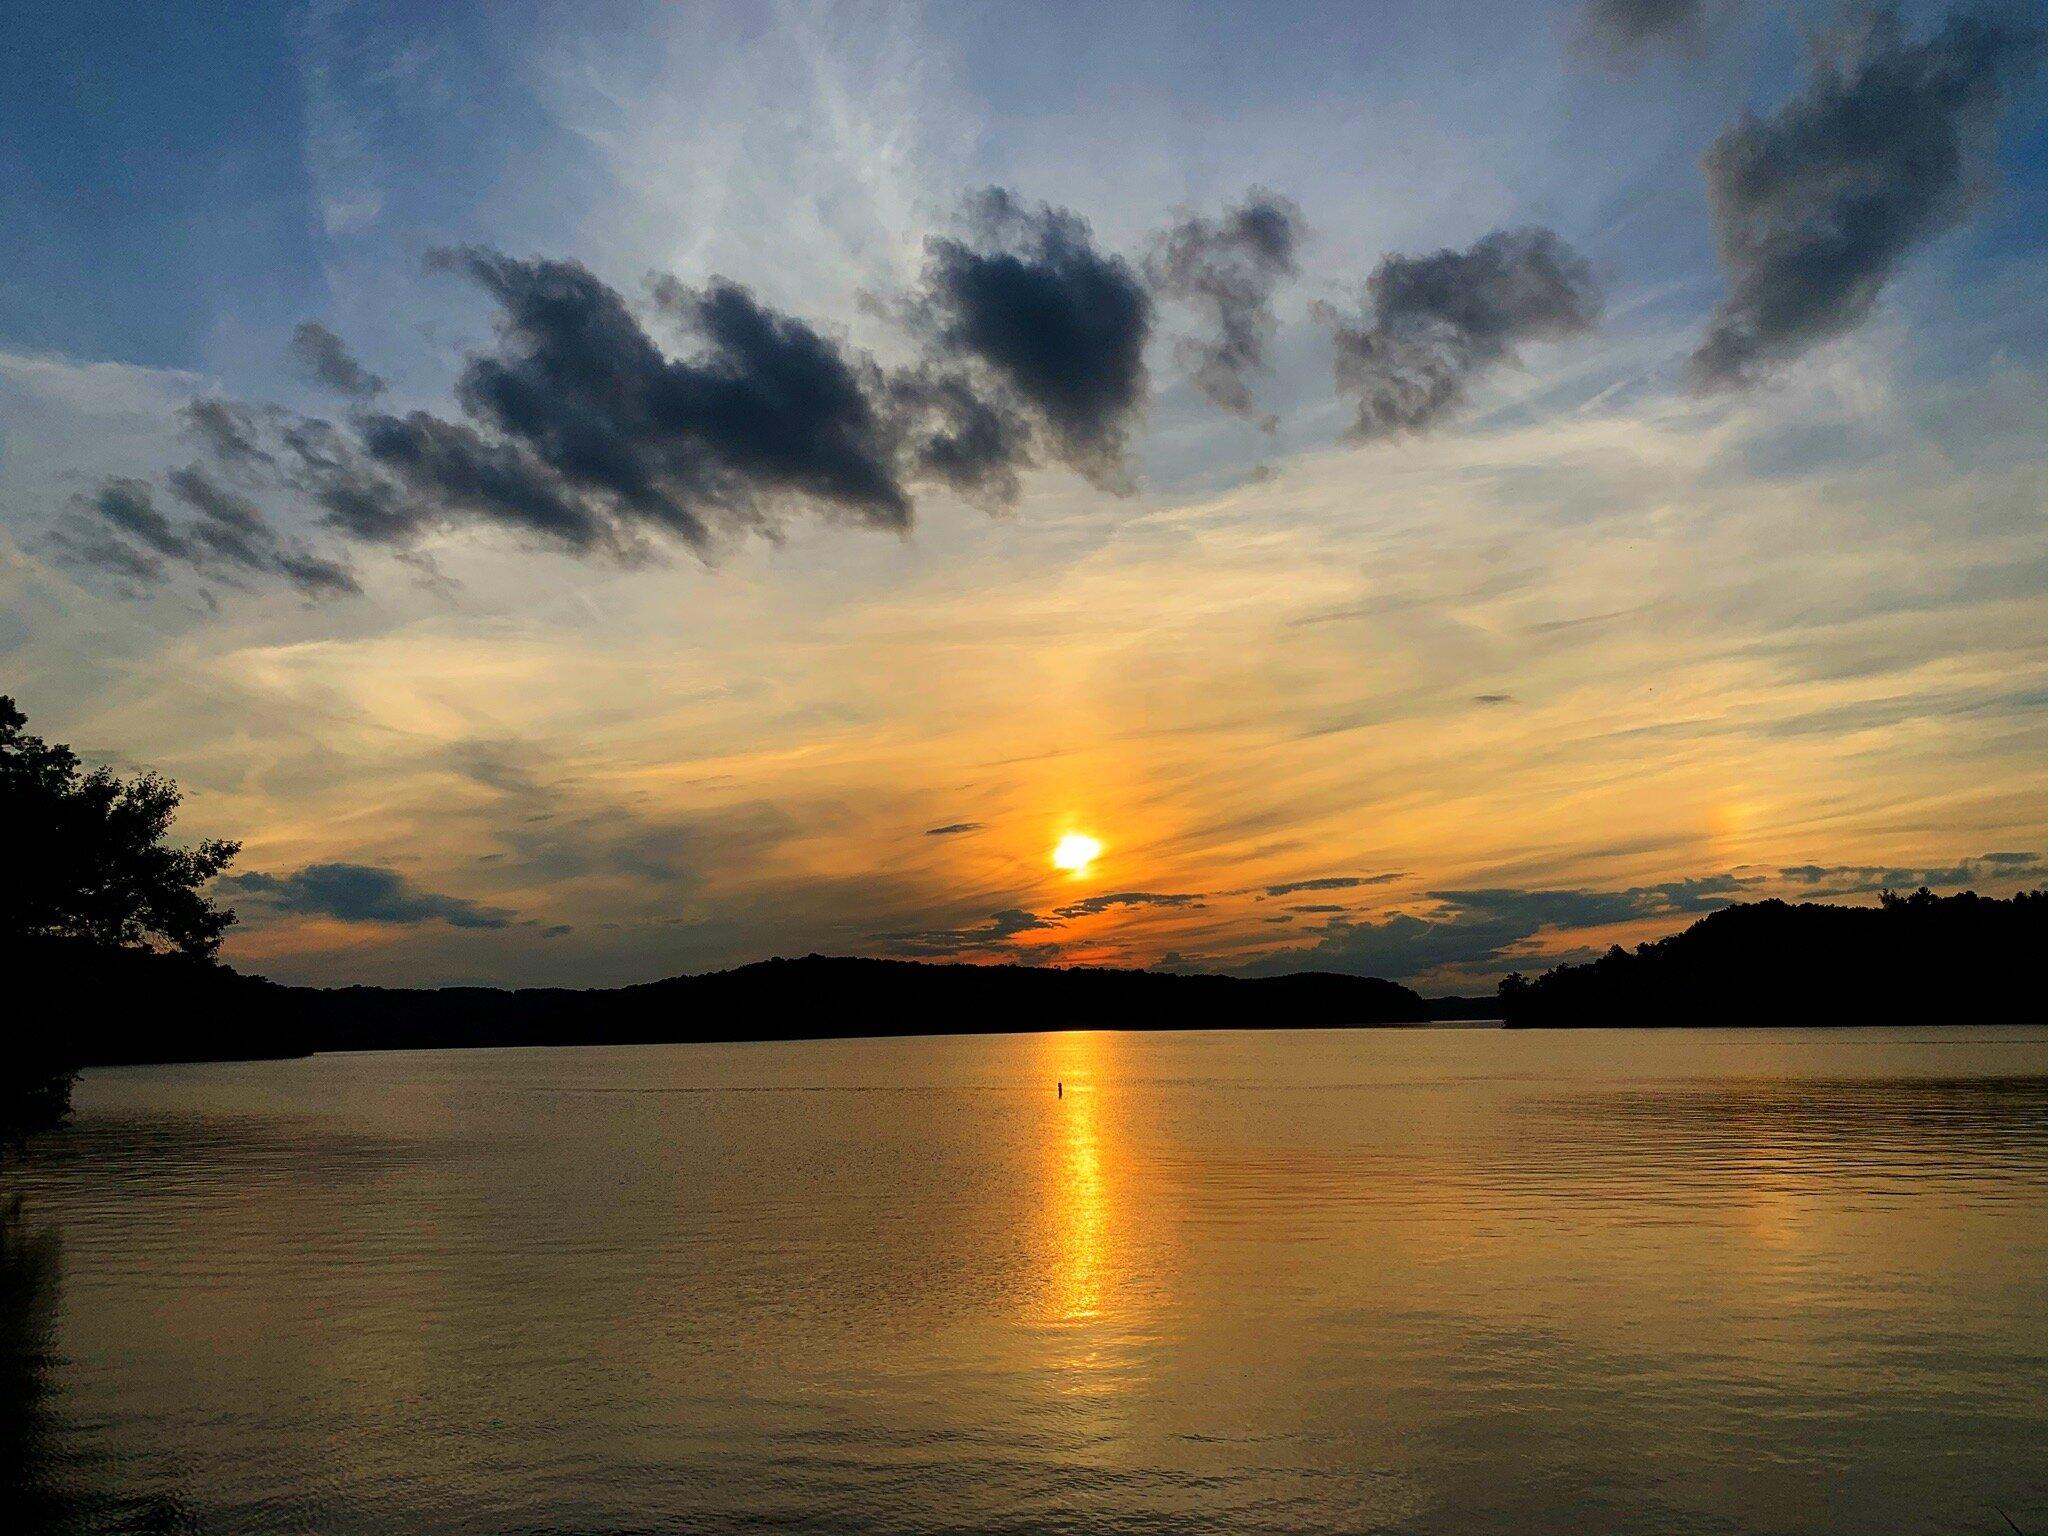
[2,695,243,1150]
[1498,887,2047,1025]
[0,1070,74,1155]
[1,695,239,959]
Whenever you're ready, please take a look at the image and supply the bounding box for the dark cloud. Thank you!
[438,250,914,546]
[885,365,1032,511]
[1429,885,1672,930]
[878,907,1056,957]
[1579,0,1706,63]
[1244,908,1536,981]
[221,862,514,928]
[1146,190,1304,425]
[1244,875,1761,982]
[920,188,1152,487]
[44,525,166,588]
[1264,874,1402,897]
[1692,5,2043,388]
[56,468,356,598]
[118,213,1159,590]
[356,410,622,553]
[215,252,1046,563]
[257,544,357,602]
[166,465,267,548]
[272,413,425,544]
[643,269,914,523]
[180,393,595,561]
[1639,873,1757,912]
[1246,861,2048,984]
[183,398,277,468]
[875,891,1201,956]
[1778,852,2046,897]
[1472,693,1517,705]
[1052,891,1204,920]
[84,478,187,557]
[924,821,986,837]
[289,321,386,399]
[166,464,359,595]
[1324,227,1600,437]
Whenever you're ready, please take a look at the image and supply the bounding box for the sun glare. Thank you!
[1052,833,1102,875]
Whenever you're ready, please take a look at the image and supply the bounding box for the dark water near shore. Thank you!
[5,1026,2048,1535]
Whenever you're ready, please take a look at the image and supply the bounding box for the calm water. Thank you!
[6,1027,2048,1535]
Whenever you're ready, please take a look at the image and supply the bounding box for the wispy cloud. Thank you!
[877,907,1055,958]
[1577,0,1707,67]
[289,321,386,399]
[1146,189,1304,425]
[54,472,356,597]
[1052,890,1204,920]
[1263,874,1403,897]
[222,862,514,929]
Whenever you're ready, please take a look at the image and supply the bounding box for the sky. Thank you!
[2,0,2045,992]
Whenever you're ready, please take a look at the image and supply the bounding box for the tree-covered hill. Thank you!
[1498,887,2045,1026]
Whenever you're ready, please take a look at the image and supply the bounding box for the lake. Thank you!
[6,1026,2047,1535]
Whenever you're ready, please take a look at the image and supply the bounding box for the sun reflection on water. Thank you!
[1057,1090,1104,1323]
[1046,1032,1110,1328]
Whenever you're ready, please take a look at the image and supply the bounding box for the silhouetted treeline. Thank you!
[14,946,1429,1066]
[21,893,2048,1070]
[1498,887,2046,1026]
[282,957,1431,1053]
[23,890,2048,1070]
[7,936,303,1069]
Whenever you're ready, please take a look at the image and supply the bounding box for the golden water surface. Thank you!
[6,1025,2047,1534]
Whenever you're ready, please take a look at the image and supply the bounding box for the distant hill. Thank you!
[1499,887,2046,1026]
[8,937,295,1066]
[291,956,1429,1054]
[13,944,1427,1067]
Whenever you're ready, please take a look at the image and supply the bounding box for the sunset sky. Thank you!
[2,0,2044,990]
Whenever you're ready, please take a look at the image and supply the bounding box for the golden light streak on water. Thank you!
[1047,1033,1109,1326]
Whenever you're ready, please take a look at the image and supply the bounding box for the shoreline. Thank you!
[79,1015,2048,1074]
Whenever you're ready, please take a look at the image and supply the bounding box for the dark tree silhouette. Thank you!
[2,695,241,1146]
[1,696,238,959]
[1495,887,2046,1026]
[0,1071,74,1156]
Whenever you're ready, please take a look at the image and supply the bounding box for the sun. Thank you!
[1052,833,1103,875]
